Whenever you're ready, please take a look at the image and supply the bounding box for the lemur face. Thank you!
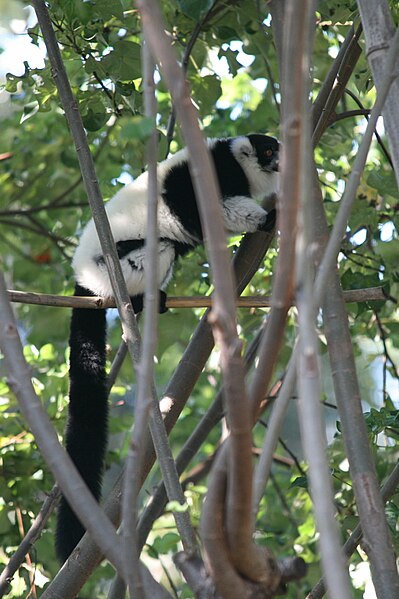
[230,134,279,198]
[247,134,279,173]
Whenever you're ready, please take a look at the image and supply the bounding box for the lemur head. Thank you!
[230,134,279,197]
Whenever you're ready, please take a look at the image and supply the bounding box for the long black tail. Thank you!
[55,284,108,563]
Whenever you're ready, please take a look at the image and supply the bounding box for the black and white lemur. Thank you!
[55,134,279,562]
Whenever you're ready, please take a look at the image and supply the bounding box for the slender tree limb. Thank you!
[357,0,399,185]
[312,24,362,131]
[329,108,370,123]
[344,88,394,167]
[0,271,126,577]
[31,0,144,392]
[6,286,389,309]
[248,0,301,420]
[122,40,159,599]
[135,0,275,588]
[164,0,220,154]
[252,30,399,514]
[137,328,262,550]
[295,1,352,593]
[314,24,399,309]
[252,350,297,514]
[0,486,60,598]
[308,461,399,599]
[308,33,399,587]
[312,24,363,145]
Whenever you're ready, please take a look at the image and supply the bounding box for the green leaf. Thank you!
[290,476,308,489]
[100,41,142,81]
[367,170,399,199]
[82,102,108,131]
[91,0,124,21]
[177,0,214,20]
[191,74,222,115]
[20,101,39,123]
[152,532,180,555]
[119,116,155,141]
[5,73,19,93]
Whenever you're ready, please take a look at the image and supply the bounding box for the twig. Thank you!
[344,87,394,168]
[314,24,399,308]
[329,108,370,123]
[312,24,363,145]
[312,24,362,130]
[0,486,60,597]
[7,287,388,309]
[136,0,281,587]
[164,1,220,154]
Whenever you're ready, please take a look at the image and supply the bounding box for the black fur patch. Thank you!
[248,134,279,171]
[162,160,203,240]
[211,139,251,198]
[161,139,251,241]
[55,284,108,563]
[116,239,145,259]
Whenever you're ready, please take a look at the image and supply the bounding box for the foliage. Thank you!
[0,0,398,597]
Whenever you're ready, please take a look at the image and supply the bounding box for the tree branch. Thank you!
[6,286,389,309]
[0,486,60,597]
[0,271,126,577]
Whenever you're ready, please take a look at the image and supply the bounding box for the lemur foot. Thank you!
[130,291,168,314]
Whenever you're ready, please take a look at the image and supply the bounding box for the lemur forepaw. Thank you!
[259,208,276,232]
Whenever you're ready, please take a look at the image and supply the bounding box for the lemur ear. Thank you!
[230,136,254,161]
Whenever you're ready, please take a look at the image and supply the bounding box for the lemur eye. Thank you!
[265,148,273,158]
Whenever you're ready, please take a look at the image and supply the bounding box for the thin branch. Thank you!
[0,486,60,597]
[312,24,363,145]
[314,25,399,305]
[0,217,74,248]
[295,2,351,592]
[0,201,87,217]
[122,39,158,599]
[329,108,370,123]
[308,461,399,599]
[344,88,394,168]
[312,24,362,130]
[0,271,126,577]
[357,0,399,186]
[248,0,305,420]
[253,12,399,519]
[6,287,389,310]
[138,327,263,550]
[164,0,220,154]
